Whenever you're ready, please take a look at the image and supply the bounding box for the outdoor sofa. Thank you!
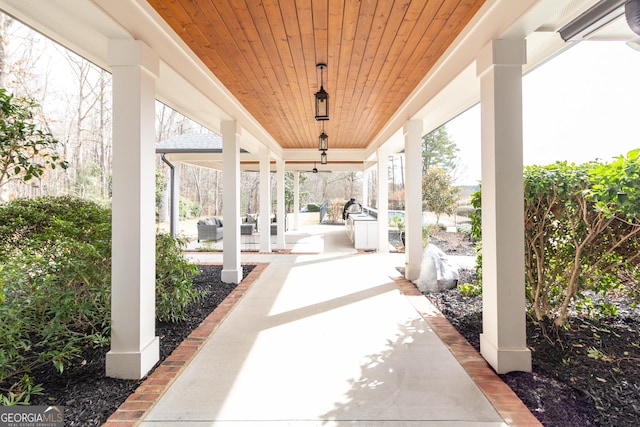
[197,217,223,242]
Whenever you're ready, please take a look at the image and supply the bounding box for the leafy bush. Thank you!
[155,233,202,322]
[0,89,68,189]
[422,168,460,224]
[472,151,640,324]
[524,156,640,324]
[459,282,482,297]
[0,196,111,403]
[388,215,404,231]
[469,188,481,241]
[0,196,203,402]
[179,196,201,220]
[306,203,321,212]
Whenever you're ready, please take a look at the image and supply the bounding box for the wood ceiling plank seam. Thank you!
[331,0,359,149]
[375,0,478,141]
[269,0,313,149]
[197,0,296,142]
[243,0,303,148]
[326,0,344,124]
[383,0,470,110]
[295,0,320,148]
[380,0,449,102]
[149,0,192,31]
[357,0,466,142]
[262,0,305,149]
[180,1,247,86]
[354,1,411,99]
[346,0,394,132]
[349,0,429,148]
[234,0,303,149]
[262,0,312,148]
[348,1,411,148]
[281,0,316,149]
[149,1,245,104]
[344,2,400,148]
[311,0,329,67]
[322,0,345,149]
[181,0,261,101]
[337,0,377,149]
[393,0,472,98]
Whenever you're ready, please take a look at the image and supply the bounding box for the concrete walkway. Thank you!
[106,225,539,426]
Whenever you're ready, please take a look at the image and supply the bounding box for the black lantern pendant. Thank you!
[318,131,328,150]
[320,150,328,165]
[318,123,328,151]
[315,63,329,121]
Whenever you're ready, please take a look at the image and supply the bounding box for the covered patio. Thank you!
[1,0,638,394]
[110,224,539,426]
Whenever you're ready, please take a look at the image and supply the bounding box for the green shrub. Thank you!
[0,196,203,401]
[459,282,482,297]
[179,196,200,220]
[469,188,481,241]
[0,197,112,401]
[456,223,472,238]
[155,233,203,322]
[472,151,640,324]
[306,203,321,212]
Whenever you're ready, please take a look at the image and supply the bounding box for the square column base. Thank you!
[106,336,159,379]
[480,333,531,374]
[222,268,243,284]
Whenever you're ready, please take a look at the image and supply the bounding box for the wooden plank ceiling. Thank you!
[147,0,485,153]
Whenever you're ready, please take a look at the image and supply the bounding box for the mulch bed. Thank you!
[426,268,640,427]
[25,264,249,426]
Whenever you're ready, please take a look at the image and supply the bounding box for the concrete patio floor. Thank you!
[106,224,540,426]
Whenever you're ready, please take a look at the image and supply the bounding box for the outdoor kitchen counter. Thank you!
[345,212,378,250]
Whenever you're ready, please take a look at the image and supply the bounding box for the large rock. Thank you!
[414,243,459,293]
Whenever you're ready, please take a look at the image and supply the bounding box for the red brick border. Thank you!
[394,276,542,427]
[103,263,267,427]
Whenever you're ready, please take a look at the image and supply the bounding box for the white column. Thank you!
[377,147,389,253]
[293,171,300,230]
[221,120,242,283]
[477,39,531,374]
[404,120,423,281]
[259,147,272,252]
[362,168,369,208]
[106,39,159,380]
[275,158,286,249]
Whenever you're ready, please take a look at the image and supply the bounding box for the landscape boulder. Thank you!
[414,243,459,293]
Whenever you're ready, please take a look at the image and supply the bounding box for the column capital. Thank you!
[221,120,241,139]
[403,119,423,137]
[476,39,526,77]
[108,39,159,77]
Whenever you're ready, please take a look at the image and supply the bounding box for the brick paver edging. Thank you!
[103,263,267,427]
[393,275,543,427]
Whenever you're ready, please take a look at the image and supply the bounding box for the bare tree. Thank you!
[0,14,13,88]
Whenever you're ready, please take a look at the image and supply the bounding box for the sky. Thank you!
[447,41,640,185]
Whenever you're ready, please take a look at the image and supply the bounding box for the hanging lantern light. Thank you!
[318,123,328,151]
[320,150,327,165]
[314,63,329,121]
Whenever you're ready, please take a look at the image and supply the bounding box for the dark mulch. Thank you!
[26,264,250,426]
[426,267,640,427]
